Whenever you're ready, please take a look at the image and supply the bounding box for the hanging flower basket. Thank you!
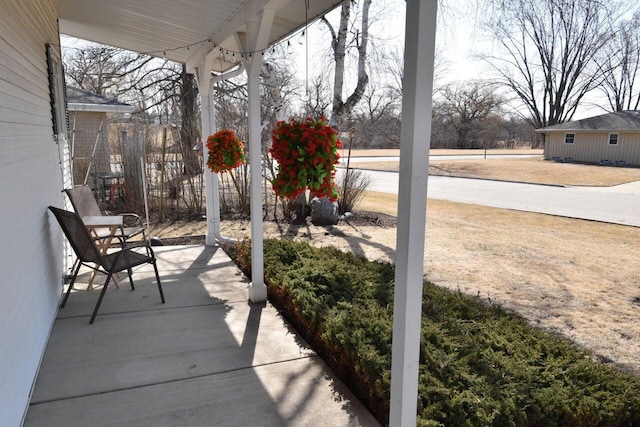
[206,129,246,173]
[270,116,342,201]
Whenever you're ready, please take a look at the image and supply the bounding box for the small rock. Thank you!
[311,197,339,226]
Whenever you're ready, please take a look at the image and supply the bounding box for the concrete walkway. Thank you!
[25,245,379,427]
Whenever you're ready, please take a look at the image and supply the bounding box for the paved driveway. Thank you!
[352,170,640,227]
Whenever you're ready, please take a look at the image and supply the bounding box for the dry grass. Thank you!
[417,196,640,376]
[151,191,640,376]
[353,157,640,186]
[346,148,543,157]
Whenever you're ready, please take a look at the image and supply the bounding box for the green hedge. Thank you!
[230,239,640,426]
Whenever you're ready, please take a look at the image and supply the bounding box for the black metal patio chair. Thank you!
[48,206,165,324]
[64,184,146,244]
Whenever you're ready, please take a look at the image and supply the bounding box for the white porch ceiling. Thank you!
[54,0,342,72]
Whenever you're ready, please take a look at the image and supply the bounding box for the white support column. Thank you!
[193,56,223,247]
[389,1,438,426]
[247,70,266,302]
[202,90,224,247]
[244,9,274,302]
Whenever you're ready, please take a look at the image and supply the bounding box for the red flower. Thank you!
[206,130,246,173]
[269,116,340,201]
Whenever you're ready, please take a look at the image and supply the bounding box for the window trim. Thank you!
[608,133,619,146]
[46,43,68,141]
[564,133,575,144]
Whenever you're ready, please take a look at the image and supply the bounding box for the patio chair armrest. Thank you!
[118,213,144,228]
[124,241,155,257]
[117,213,147,241]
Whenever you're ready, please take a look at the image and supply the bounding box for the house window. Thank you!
[608,133,619,146]
[564,133,575,144]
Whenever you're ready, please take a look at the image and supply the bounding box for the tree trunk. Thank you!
[327,0,371,129]
[180,64,202,175]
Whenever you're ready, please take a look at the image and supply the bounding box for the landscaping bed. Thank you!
[226,238,640,426]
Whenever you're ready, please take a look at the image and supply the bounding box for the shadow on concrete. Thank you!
[25,245,379,426]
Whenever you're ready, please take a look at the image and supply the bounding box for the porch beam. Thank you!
[390,1,438,426]
[243,9,275,302]
[185,0,288,72]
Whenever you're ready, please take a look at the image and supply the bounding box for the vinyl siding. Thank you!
[0,1,67,425]
[544,131,640,165]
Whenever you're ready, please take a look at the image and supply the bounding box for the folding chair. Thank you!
[48,206,165,324]
[64,184,146,245]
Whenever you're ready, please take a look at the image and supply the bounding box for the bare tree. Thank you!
[352,85,400,147]
[501,116,537,148]
[597,11,640,112]
[322,0,372,129]
[302,72,333,118]
[430,99,458,149]
[64,45,147,97]
[261,60,299,124]
[179,64,202,176]
[481,0,623,129]
[438,81,504,149]
[64,44,182,110]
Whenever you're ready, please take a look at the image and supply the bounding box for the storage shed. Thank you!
[536,110,640,166]
[67,86,136,185]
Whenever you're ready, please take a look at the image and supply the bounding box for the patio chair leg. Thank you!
[118,235,135,288]
[90,274,112,324]
[61,262,82,308]
[153,261,165,304]
[127,268,135,291]
[70,257,80,277]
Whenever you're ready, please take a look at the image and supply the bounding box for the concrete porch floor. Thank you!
[24,245,379,426]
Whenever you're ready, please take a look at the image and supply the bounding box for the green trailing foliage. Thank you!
[229,239,640,426]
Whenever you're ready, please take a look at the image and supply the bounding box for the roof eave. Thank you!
[68,103,137,114]
[536,128,640,133]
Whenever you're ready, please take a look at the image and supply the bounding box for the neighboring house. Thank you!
[66,86,136,186]
[536,110,640,166]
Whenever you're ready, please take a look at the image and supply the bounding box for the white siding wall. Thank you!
[0,1,66,425]
[544,132,640,165]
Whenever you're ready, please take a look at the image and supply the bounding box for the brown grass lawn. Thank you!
[152,189,640,376]
[347,148,543,157]
[352,156,640,186]
[361,192,640,377]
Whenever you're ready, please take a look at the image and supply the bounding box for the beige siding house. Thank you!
[537,110,640,166]
[67,87,135,186]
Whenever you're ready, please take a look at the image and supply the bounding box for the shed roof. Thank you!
[536,110,640,132]
[67,86,137,113]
